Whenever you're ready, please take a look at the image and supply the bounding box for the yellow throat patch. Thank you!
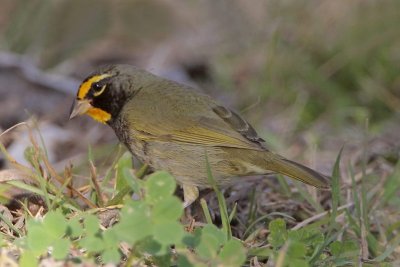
[86,107,111,123]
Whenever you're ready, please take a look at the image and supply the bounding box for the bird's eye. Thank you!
[92,82,106,96]
[92,83,102,91]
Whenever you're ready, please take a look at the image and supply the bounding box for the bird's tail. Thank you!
[267,156,330,188]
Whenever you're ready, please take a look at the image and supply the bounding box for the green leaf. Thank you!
[248,247,273,259]
[288,228,324,247]
[26,224,52,254]
[102,228,119,247]
[114,218,152,244]
[43,210,68,238]
[79,236,105,253]
[101,247,121,264]
[145,171,176,203]
[288,258,309,267]
[203,224,227,246]
[114,202,152,244]
[287,241,307,259]
[152,196,183,222]
[52,239,70,260]
[152,252,173,266]
[268,219,288,249]
[330,240,358,257]
[84,214,100,236]
[181,232,199,248]
[176,255,194,267]
[218,239,246,267]
[27,211,69,258]
[153,221,184,245]
[19,251,38,267]
[138,238,162,255]
[196,232,220,259]
[329,241,342,256]
[116,152,132,191]
[67,216,84,238]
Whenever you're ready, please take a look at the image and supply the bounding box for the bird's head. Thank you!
[69,64,151,123]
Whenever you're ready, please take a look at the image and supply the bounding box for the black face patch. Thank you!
[89,78,131,123]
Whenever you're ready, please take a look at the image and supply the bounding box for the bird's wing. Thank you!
[124,83,266,151]
[211,105,266,148]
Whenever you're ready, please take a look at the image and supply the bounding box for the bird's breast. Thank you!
[110,116,151,164]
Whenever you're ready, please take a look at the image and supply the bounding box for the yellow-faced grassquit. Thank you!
[70,64,330,206]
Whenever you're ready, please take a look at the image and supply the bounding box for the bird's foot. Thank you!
[182,184,199,208]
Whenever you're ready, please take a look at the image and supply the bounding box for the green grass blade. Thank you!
[277,174,292,197]
[228,202,237,223]
[328,146,343,232]
[6,180,80,211]
[293,180,324,213]
[244,187,257,235]
[200,198,213,225]
[205,152,232,239]
[372,233,400,262]
[0,211,23,237]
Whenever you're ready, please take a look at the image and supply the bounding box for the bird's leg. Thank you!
[136,163,149,179]
[182,184,199,208]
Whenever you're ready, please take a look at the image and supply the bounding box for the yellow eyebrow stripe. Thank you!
[77,74,112,99]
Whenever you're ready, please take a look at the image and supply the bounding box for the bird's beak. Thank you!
[69,99,92,120]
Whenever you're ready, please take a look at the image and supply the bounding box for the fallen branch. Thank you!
[0,52,79,95]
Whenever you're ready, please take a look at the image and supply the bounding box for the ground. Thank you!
[0,1,399,266]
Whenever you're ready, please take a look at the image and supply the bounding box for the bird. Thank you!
[69,64,330,207]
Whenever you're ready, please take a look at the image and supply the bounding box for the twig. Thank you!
[291,202,354,230]
[0,122,29,139]
[274,241,289,267]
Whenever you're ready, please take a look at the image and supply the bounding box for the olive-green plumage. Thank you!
[70,64,330,206]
